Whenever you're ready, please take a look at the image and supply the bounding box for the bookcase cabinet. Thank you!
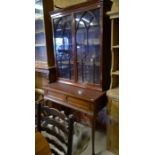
[106,1,119,154]
[35,0,55,98]
[49,0,111,91]
[108,11,119,89]
[44,1,112,155]
[35,0,54,70]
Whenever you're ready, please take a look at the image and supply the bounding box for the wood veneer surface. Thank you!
[44,82,105,102]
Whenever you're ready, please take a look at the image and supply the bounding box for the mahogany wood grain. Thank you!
[35,131,51,155]
[49,0,112,91]
[44,82,105,102]
[46,1,112,155]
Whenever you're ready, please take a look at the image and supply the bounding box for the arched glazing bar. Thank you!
[75,9,100,84]
[54,16,73,80]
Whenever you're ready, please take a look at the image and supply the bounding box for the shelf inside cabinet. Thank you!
[57,61,100,66]
[112,70,119,75]
[77,61,100,66]
[76,26,100,31]
[35,30,44,34]
[77,39,100,46]
[77,43,100,46]
[85,39,100,45]
[57,61,74,65]
[35,13,43,20]
[35,43,46,47]
[107,87,119,101]
[35,61,48,69]
[35,68,49,74]
[35,61,55,73]
[107,11,119,19]
[35,88,44,95]
[112,45,119,49]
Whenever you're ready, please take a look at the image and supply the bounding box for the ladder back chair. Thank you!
[36,101,74,155]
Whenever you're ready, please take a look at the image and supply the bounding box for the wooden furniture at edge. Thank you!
[107,88,119,155]
[106,1,119,154]
[35,0,56,97]
[44,1,112,155]
[35,131,52,155]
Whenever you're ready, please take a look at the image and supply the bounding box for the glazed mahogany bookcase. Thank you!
[43,0,111,155]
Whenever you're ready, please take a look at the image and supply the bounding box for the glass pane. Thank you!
[75,8,100,84]
[35,46,46,62]
[35,0,47,63]
[35,33,45,45]
[53,16,73,80]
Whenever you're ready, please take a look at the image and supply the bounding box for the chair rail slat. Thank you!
[41,117,69,134]
[42,106,68,120]
[41,127,67,145]
[46,137,67,155]
[51,148,63,155]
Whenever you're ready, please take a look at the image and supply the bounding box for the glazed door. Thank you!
[53,15,74,80]
[75,8,101,84]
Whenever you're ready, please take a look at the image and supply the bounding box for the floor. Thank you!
[81,130,115,155]
[72,122,116,155]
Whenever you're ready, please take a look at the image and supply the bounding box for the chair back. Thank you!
[36,101,74,155]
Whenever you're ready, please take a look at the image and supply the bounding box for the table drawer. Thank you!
[67,97,92,112]
[46,90,66,102]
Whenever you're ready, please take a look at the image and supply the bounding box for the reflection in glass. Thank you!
[54,16,73,80]
[35,33,45,44]
[35,46,47,62]
[76,9,100,84]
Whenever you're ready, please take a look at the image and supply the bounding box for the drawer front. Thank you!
[111,100,119,120]
[67,97,93,112]
[46,90,66,102]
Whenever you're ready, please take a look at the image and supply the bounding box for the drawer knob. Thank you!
[78,90,82,95]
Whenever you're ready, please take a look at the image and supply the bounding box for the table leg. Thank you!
[92,114,96,155]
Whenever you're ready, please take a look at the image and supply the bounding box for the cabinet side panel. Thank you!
[43,0,55,67]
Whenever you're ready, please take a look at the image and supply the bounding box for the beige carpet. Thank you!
[73,124,115,155]
[79,129,115,155]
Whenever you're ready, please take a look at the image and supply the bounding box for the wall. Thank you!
[53,0,88,9]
